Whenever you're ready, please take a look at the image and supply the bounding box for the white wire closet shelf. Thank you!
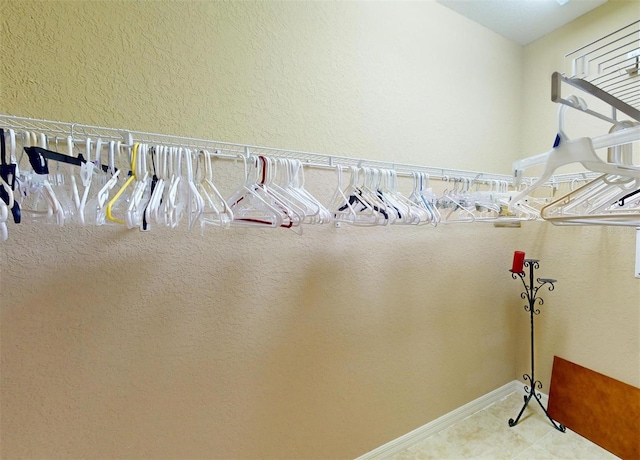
[544,20,640,278]
[553,20,640,121]
[0,114,597,186]
[0,114,515,182]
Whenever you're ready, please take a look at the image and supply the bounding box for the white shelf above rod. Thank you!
[0,114,591,187]
[0,114,522,184]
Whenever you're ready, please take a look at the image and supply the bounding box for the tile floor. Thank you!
[388,393,619,459]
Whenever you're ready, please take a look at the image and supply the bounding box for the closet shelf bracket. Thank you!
[551,72,640,122]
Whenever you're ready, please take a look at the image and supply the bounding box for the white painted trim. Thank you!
[355,380,520,460]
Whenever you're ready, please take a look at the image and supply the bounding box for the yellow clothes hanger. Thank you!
[106,142,138,224]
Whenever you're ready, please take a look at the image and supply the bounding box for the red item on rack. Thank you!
[512,251,525,273]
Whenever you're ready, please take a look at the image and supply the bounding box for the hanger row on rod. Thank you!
[0,112,638,251]
[0,112,567,238]
[1,113,588,186]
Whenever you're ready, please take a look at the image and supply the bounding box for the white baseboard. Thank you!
[355,380,520,460]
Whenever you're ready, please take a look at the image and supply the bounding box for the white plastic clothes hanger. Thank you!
[8,129,18,176]
[462,179,491,219]
[95,141,120,226]
[43,133,77,225]
[340,167,385,226]
[64,135,83,222]
[126,143,150,229]
[106,142,138,225]
[0,162,13,240]
[41,133,66,226]
[139,144,157,231]
[199,149,234,228]
[153,144,171,226]
[373,169,401,225]
[67,137,81,212]
[608,121,636,166]
[108,140,118,176]
[145,144,166,228]
[226,155,285,228]
[512,97,640,180]
[52,136,78,214]
[478,180,532,222]
[160,145,174,226]
[328,165,358,225]
[2,129,21,223]
[477,180,537,223]
[12,131,42,217]
[0,193,8,241]
[441,177,476,223]
[371,169,396,225]
[13,130,31,195]
[514,177,557,213]
[400,171,432,224]
[183,148,204,231]
[0,175,14,211]
[270,158,317,224]
[478,180,521,222]
[277,159,315,231]
[256,156,303,229]
[0,129,16,220]
[259,156,304,230]
[427,175,443,225]
[157,145,174,227]
[96,169,121,226]
[330,166,384,226]
[510,96,640,209]
[77,137,97,226]
[541,174,640,226]
[363,167,393,225]
[372,170,398,224]
[18,131,65,226]
[381,169,426,225]
[507,192,542,221]
[510,136,640,210]
[287,159,331,224]
[409,172,439,226]
[195,149,229,229]
[164,146,184,228]
[290,159,327,223]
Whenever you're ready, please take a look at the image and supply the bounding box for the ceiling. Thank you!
[437,0,608,46]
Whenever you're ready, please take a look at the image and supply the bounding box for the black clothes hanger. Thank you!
[617,188,640,206]
[24,146,117,175]
[376,189,402,219]
[337,188,389,220]
[142,146,160,231]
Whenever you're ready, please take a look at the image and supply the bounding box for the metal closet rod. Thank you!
[0,113,587,185]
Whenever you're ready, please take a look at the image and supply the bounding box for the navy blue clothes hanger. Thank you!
[0,129,21,223]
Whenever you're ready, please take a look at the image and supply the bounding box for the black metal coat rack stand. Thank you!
[509,259,565,432]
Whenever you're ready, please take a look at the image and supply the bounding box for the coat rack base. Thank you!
[508,375,566,432]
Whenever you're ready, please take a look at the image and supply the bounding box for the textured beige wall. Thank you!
[1,1,524,458]
[0,0,522,171]
[517,0,640,391]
